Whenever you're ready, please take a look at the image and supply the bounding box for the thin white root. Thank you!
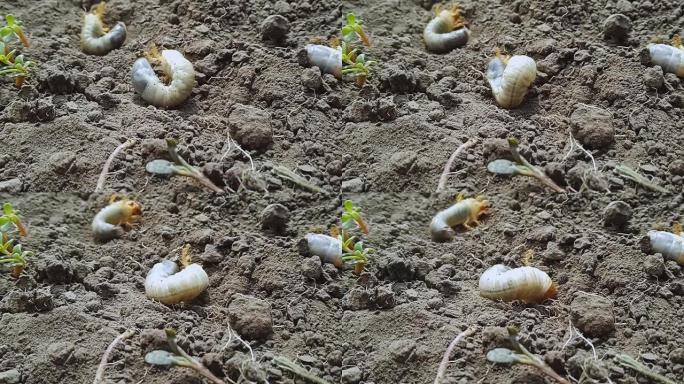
[562,131,596,172]
[93,329,135,384]
[434,327,476,384]
[95,140,135,192]
[437,139,477,192]
[222,325,255,362]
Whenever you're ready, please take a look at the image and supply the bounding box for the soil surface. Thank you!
[1,0,684,383]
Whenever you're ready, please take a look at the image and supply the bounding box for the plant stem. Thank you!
[93,330,135,384]
[509,139,564,193]
[275,356,332,384]
[436,139,477,192]
[273,165,324,193]
[434,328,475,384]
[616,354,676,384]
[615,165,668,193]
[166,329,226,384]
[95,140,135,193]
[166,139,224,194]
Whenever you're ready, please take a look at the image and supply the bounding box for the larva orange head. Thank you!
[444,4,467,31]
[123,200,142,217]
[543,281,558,301]
[474,196,490,218]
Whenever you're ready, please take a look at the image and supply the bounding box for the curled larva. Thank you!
[132,49,195,108]
[430,197,489,242]
[305,44,342,77]
[81,2,127,55]
[479,264,557,303]
[298,233,344,268]
[486,54,537,109]
[145,260,209,305]
[641,230,684,264]
[91,199,142,242]
[423,8,469,53]
[647,43,684,77]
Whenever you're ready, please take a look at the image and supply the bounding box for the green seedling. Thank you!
[274,356,332,384]
[486,327,569,384]
[0,15,32,87]
[0,202,32,278]
[341,51,376,87]
[145,329,225,384]
[332,199,374,273]
[615,353,676,384]
[273,165,324,193]
[487,138,565,193]
[615,165,668,193]
[146,138,224,194]
[341,13,370,47]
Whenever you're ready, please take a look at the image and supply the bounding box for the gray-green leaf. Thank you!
[487,159,519,175]
[146,160,176,176]
[145,350,176,365]
[486,348,520,364]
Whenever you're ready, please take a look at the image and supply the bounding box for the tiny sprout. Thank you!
[341,52,376,87]
[0,15,33,87]
[487,138,565,193]
[341,13,370,47]
[341,199,369,234]
[145,329,225,384]
[615,164,668,193]
[615,353,676,384]
[146,139,224,194]
[486,327,569,384]
[0,202,32,278]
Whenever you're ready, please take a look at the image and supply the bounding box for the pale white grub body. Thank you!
[145,260,209,305]
[300,233,343,267]
[479,264,556,303]
[91,200,141,242]
[646,230,684,264]
[132,50,195,108]
[423,11,469,53]
[305,44,342,77]
[486,55,537,109]
[81,13,127,55]
[430,198,488,242]
[647,43,684,77]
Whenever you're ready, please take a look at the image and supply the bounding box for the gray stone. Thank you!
[570,293,615,338]
[261,15,289,43]
[0,369,20,384]
[341,366,362,384]
[228,294,273,340]
[260,204,290,233]
[603,14,631,41]
[341,178,364,192]
[643,66,664,89]
[570,105,615,149]
[0,178,22,193]
[603,201,632,228]
[643,254,664,277]
[301,67,323,90]
[228,104,273,151]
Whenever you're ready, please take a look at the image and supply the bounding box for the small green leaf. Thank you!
[487,159,519,175]
[486,348,521,364]
[146,160,176,176]
[343,200,354,212]
[5,15,16,26]
[341,26,353,36]
[346,13,356,25]
[145,350,176,366]
[3,203,13,215]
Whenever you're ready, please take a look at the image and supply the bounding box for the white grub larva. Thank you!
[298,233,344,268]
[145,260,209,305]
[305,44,342,77]
[479,264,557,303]
[91,199,142,242]
[642,230,684,264]
[486,53,537,109]
[430,197,489,242]
[80,2,127,55]
[423,6,470,53]
[647,39,684,77]
[132,48,195,108]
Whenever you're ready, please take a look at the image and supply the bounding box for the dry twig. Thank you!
[93,329,135,384]
[434,327,476,384]
[95,140,135,192]
[437,139,477,192]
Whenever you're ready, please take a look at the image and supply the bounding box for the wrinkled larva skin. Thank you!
[80,13,127,55]
[479,264,557,303]
[132,50,195,108]
[647,44,684,77]
[299,233,344,267]
[145,260,209,305]
[423,10,470,53]
[486,55,537,109]
[430,198,489,242]
[305,44,342,77]
[91,200,142,242]
[645,230,684,264]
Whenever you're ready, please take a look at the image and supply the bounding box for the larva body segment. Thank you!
[80,13,127,55]
[298,233,344,267]
[479,264,557,303]
[647,43,684,77]
[645,230,684,264]
[145,260,209,305]
[430,197,489,242]
[132,50,195,108]
[91,200,142,242]
[486,55,537,109]
[305,44,342,77]
[423,10,470,53]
